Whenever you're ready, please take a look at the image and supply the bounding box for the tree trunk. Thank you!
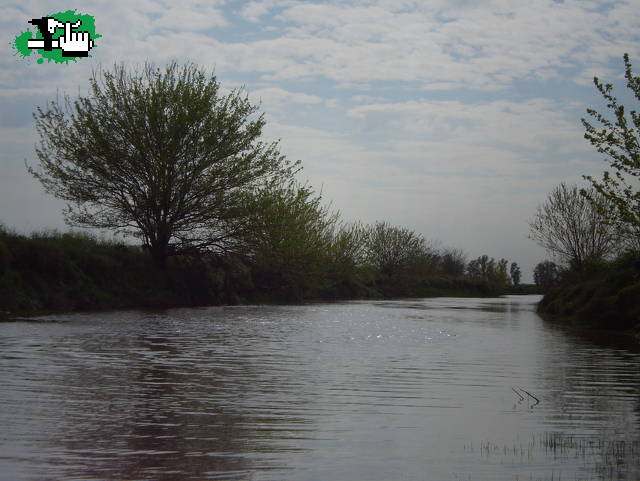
[149,240,169,269]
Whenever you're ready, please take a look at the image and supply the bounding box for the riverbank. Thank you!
[0,229,525,318]
[536,252,640,335]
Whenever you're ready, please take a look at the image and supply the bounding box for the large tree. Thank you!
[239,178,338,299]
[582,53,640,247]
[467,254,491,281]
[533,260,560,292]
[440,247,467,277]
[510,262,521,286]
[529,182,618,268]
[28,62,298,267]
[467,254,510,287]
[364,221,427,275]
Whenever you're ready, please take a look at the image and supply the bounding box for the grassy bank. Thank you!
[0,228,512,317]
[0,229,236,314]
[537,252,640,333]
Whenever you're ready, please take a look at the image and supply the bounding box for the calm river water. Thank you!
[1,295,639,481]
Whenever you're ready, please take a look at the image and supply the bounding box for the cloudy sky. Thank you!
[2,0,639,281]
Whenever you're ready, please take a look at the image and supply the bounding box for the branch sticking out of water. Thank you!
[512,387,525,402]
[513,386,540,407]
[520,388,540,406]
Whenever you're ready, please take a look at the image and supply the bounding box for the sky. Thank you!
[1,0,639,282]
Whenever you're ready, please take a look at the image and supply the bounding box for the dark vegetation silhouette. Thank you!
[0,221,525,315]
[510,262,521,286]
[537,252,640,331]
[582,53,640,249]
[533,54,640,333]
[1,62,531,316]
[533,260,561,293]
[28,62,298,269]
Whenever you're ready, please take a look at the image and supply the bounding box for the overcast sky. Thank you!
[2,0,639,282]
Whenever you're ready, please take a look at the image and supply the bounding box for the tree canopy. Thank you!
[364,221,427,275]
[467,254,510,287]
[533,260,560,292]
[239,178,338,299]
[529,182,618,268]
[582,53,640,247]
[28,62,298,267]
[510,262,521,286]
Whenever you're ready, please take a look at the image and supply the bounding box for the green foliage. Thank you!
[19,62,521,308]
[363,221,429,296]
[491,258,510,286]
[364,221,427,274]
[0,218,515,314]
[467,254,489,280]
[239,179,338,300]
[440,248,467,277]
[28,62,298,268]
[532,55,640,331]
[0,228,232,312]
[467,255,510,288]
[533,260,560,292]
[0,225,516,314]
[582,54,640,246]
[510,262,521,286]
[538,252,640,331]
[324,222,375,298]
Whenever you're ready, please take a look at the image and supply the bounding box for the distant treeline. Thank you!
[0,224,532,316]
[6,62,536,317]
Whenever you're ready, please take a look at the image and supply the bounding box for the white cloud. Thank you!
[2,0,637,280]
[202,0,639,89]
[346,98,588,157]
[250,87,323,107]
[9,0,633,93]
[240,0,293,23]
[152,0,228,30]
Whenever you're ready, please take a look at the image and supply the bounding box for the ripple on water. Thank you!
[1,296,639,481]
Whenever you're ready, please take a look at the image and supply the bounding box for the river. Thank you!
[1,295,639,481]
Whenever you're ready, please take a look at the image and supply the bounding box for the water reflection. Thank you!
[1,296,639,480]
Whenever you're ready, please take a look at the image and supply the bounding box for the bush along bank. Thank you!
[0,227,519,317]
[536,252,640,334]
